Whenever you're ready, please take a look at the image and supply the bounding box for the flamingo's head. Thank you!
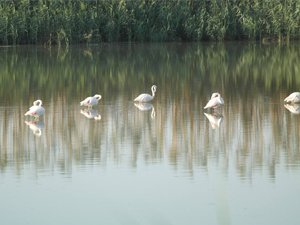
[211,93,220,99]
[94,94,102,100]
[33,99,43,106]
[151,85,157,93]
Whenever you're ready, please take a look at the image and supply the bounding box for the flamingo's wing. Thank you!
[80,97,92,106]
[204,98,217,109]
[284,92,300,103]
[134,94,153,102]
[35,106,45,116]
[25,105,38,116]
[89,96,99,106]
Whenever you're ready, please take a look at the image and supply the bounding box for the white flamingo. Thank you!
[80,94,102,107]
[24,99,45,118]
[284,92,300,104]
[134,85,157,102]
[204,92,224,109]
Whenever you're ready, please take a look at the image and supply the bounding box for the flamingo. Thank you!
[284,92,300,104]
[134,85,157,102]
[80,94,102,107]
[24,99,45,118]
[204,93,224,109]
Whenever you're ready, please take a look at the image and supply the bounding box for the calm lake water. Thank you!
[0,43,300,225]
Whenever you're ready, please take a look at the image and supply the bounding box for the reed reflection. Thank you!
[1,43,300,104]
[0,43,300,179]
[0,92,300,179]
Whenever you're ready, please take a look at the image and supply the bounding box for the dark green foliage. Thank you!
[0,0,300,45]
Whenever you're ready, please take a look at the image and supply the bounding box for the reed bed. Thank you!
[0,0,300,45]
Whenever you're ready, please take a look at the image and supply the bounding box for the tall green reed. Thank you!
[0,0,299,45]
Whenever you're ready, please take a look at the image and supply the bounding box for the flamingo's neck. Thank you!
[34,100,42,106]
[152,89,156,97]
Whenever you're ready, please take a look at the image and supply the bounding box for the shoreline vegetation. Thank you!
[0,0,300,46]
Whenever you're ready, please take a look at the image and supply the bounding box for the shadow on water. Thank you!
[0,43,300,178]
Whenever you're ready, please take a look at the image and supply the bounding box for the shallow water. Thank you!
[0,43,300,225]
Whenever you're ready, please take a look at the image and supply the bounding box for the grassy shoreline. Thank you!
[0,0,300,45]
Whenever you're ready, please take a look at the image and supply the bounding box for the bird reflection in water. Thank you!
[284,104,300,115]
[134,102,156,119]
[25,120,44,137]
[80,108,101,120]
[204,112,223,129]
